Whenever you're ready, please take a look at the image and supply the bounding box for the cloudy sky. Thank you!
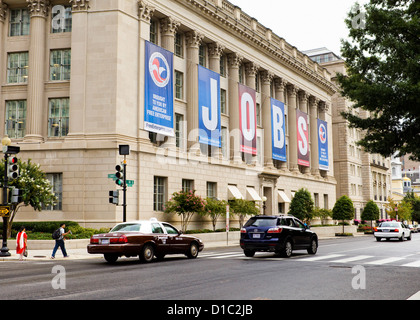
[228,0,369,56]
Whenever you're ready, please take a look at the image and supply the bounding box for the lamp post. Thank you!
[0,135,12,257]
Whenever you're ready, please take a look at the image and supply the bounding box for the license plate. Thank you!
[253,234,261,239]
[101,239,110,245]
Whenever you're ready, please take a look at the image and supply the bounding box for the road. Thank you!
[1,234,420,305]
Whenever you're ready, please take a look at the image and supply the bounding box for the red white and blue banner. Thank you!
[239,84,257,155]
[144,41,174,137]
[198,65,221,147]
[297,109,309,167]
[318,119,329,170]
[271,98,287,162]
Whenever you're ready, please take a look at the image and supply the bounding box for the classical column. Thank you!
[25,0,50,142]
[160,16,180,53]
[245,62,259,90]
[309,96,320,176]
[299,91,311,174]
[227,53,243,164]
[261,70,274,168]
[274,78,288,170]
[287,84,299,172]
[185,30,204,151]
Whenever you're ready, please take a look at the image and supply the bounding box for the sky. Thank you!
[228,0,369,56]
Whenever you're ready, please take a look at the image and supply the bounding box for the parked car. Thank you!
[374,221,412,241]
[87,219,204,263]
[408,225,418,233]
[240,215,318,258]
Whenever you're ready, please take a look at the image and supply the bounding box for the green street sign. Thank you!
[107,174,134,187]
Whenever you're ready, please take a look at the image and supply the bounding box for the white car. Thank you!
[374,221,412,242]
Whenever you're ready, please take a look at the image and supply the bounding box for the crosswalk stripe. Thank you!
[330,255,373,263]
[301,254,345,262]
[210,253,245,259]
[366,257,405,265]
[402,260,420,268]
[200,252,238,257]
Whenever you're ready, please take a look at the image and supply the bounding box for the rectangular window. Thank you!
[9,9,29,37]
[50,49,71,81]
[5,100,26,139]
[182,179,194,192]
[174,33,183,58]
[256,103,261,127]
[324,194,329,210]
[51,5,72,33]
[7,52,28,84]
[206,182,217,199]
[175,113,184,149]
[221,126,228,159]
[153,176,166,211]
[150,20,158,44]
[199,44,206,67]
[220,55,226,77]
[43,173,63,211]
[175,71,183,100]
[221,89,227,114]
[48,98,70,137]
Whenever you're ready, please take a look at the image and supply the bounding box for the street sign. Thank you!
[0,206,10,218]
[107,174,134,187]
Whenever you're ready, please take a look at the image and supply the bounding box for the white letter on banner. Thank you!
[202,78,218,131]
[298,116,308,155]
[273,104,285,149]
[241,92,256,142]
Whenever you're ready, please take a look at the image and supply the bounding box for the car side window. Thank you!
[285,218,295,227]
[163,223,178,235]
[151,223,164,234]
[293,219,305,229]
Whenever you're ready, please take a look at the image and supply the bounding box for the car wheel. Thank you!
[244,249,255,257]
[376,237,381,242]
[407,232,412,240]
[186,242,199,259]
[307,238,318,255]
[281,239,293,258]
[140,244,155,263]
[399,233,404,241]
[104,254,118,264]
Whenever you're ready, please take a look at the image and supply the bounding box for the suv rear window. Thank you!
[244,217,278,227]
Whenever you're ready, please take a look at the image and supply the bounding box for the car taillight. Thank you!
[90,237,99,244]
[392,229,399,233]
[241,228,247,233]
[373,227,378,232]
[110,235,128,244]
[267,227,283,233]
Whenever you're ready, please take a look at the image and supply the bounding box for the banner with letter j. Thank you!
[144,41,174,137]
[198,65,221,147]
[318,119,329,170]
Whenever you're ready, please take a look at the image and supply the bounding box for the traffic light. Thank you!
[109,190,120,205]
[7,157,19,180]
[115,164,124,186]
[9,188,22,204]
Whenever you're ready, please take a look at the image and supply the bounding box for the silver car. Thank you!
[374,221,412,242]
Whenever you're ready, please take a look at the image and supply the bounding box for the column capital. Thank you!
[245,62,260,77]
[274,78,287,91]
[227,52,243,68]
[287,83,299,97]
[138,0,155,22]
[299,91,310,103]
[185,30,204,48]
[70,0,90,12]
[0,1,7,23]
[160,16,180,36]
[319,101,330,113]
[208,42,225,58]
[27,0,50,18]
[260,70,274,85]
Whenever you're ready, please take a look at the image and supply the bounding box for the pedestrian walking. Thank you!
[16,226,27,261]
[51,223,71,259]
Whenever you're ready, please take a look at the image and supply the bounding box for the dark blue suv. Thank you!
[240,215,318,258]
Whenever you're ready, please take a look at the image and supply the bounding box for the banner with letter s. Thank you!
[144,41,174,137]
[297,109,309,167]
[318,119,329,170]
[198,65,221,147]
[238,84,257,155]
[271,98,286,162]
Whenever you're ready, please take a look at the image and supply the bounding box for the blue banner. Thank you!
[271,98,287,162]
[198,65,221,147]
[318,119,329,170]
[144,41,174,136]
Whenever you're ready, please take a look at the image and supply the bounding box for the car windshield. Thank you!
[110,223,141,232]
[244,217,277,227]
[380,222,400,228]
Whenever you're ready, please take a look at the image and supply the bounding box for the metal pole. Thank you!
[0,153,10,257]
[123,156,127,222]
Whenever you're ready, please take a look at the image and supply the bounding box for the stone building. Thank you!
[305,48,391,221]
[1,0,337,229]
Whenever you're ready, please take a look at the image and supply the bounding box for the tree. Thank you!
[337,0,420,160]
[361,200,380,227]
[164,190,206,232]
[204,198,227,231]
[332,195,355,234]
[229,199,259,228]
[1,159,57,238]
[386,196,412,221]
[403,191,420,223]
[288,188,314,222]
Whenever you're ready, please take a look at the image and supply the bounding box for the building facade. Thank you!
[305,48,392,221]
[1,0,337,229]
